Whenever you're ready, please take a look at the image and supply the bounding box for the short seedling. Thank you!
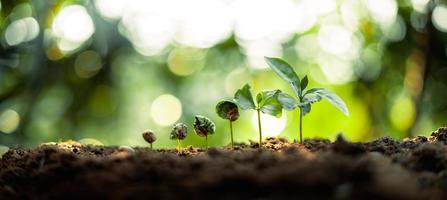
[193,115,216,150]
[265,57,349,144]
[234,84,282,146]
[170,123,188,153]
[216,100,239,148]
[142,130,157,150]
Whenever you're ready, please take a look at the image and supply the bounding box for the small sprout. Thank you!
[216,100,239,148]
[170,123,188,153]
[234,84,282,146]
[142,130,157,150]
[193,115,216,150]
[265,57,349,144]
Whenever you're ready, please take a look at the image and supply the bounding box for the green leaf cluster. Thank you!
[234,84,283,117]
[265,57,349,117]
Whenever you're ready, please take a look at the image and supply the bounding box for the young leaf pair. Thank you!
[170,115,216,153]
[233,84,284,146]
[265,57,349,143]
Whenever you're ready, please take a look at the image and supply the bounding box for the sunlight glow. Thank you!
[52,5,95,51]
[251,113,287,138]
[174,0,233,48]
[364,0,397,26]
[94,0,128,20]
[151,94,182,126]
[318,24,353,56]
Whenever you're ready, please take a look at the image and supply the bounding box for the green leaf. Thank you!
[234,84,256,110]
[193,115,216,137]
[299,103,311,116]
[256,90,282,117]
[278,92,299,111]
[302,93,322,104]
[300,75,308,90]
[265,57,301,95]
[215,100,239,121]
[312,88,350,116]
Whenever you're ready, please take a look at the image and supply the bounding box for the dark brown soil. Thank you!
[2,128,447,200]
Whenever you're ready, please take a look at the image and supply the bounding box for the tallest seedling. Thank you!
[265,57,349,144]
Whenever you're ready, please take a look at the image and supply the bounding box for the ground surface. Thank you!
[2,128,447,200]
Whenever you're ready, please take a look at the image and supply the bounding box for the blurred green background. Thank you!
[0,0,447,149]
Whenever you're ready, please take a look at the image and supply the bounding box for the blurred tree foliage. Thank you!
[0,0,446,148]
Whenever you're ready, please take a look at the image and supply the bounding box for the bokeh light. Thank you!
[5,17,39,46]
[151,94,182,126]
[0,109,20,134]
[52,5,95,52]
[432,5,447,32]
[251,113,287,138]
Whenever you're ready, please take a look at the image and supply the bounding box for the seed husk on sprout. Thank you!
[170,123,188,154]
[142,130,157,150]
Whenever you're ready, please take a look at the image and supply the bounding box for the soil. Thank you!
[2,128,447,200]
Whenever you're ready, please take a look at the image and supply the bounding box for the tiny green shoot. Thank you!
[193,115,216,150]
[234,84,282,146]
[265,57,349,144]
[216,100,239,148]
[170,123,188,154]
[142,130,157,150]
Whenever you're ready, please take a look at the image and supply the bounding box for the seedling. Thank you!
[216,100,239,148]
[265,57,349,144]
[234,84,282,146]
[170,123,188,153]
[193,115,216,150]
[142,130,157,150]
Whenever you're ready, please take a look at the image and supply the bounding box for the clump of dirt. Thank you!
[2,128,447,199]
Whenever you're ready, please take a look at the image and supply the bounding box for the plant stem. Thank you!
[257,108,262,146]
[177,139,182,154]
[230,121,234,149]
[205,135,208,150]
[299,107,303,144]
[150,143,153,150]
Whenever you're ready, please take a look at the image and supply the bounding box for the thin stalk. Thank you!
[230,121,234,149]
[177,139,182,154]
[205,135,208,150]
[150,143,153,150]
[257,108,262,146]
[299,107,303,144]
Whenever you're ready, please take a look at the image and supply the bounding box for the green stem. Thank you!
[150,143,153,150]
[230,121,234,149]
[257,108,262,146]
[299,107,303,144]
[177,139,182,154]
[205,135,208,150]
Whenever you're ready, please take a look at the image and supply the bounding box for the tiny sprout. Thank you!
[193,115,216,150]
[234,84,282,146]
[216,100,239,148]
[142,130,157,150]
[170,123,188,153]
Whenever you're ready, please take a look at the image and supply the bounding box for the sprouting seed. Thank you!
[216,100,239,148]
[193,115,216,150]
[142,130,157,150]
[170,123,188,153]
